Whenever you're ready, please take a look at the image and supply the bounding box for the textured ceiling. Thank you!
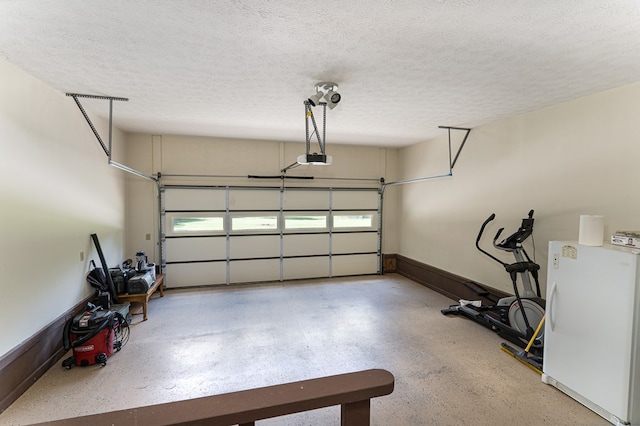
[2,1,640,147]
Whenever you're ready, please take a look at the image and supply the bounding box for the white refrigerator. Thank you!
[542,241,640,425]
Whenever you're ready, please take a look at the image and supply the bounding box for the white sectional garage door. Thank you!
[161,185,380,287]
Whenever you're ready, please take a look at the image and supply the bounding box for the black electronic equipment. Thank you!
[127,271,154,294]
[109,267,135,294]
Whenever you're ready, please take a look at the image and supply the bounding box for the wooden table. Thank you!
[117,274,164,321]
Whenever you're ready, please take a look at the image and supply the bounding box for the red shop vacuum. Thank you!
[62,304,129,368]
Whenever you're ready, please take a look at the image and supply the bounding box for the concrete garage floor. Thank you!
[1,274,604,425]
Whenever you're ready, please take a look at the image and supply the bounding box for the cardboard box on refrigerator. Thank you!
[611,233,640,248]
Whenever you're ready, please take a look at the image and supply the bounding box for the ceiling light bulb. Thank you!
[324,89,341,109]
[307,92,323,106]
[325,90,340,103]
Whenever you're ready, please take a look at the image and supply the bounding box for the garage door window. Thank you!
[168,214,225,235]
[284,214,327,231]
[231,215,279,232]
[333,213,376,229]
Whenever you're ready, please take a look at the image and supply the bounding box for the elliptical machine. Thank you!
[441,210,545,352]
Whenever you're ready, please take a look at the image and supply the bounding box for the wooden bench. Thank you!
[116,274,164,321]
[34,368,394,426]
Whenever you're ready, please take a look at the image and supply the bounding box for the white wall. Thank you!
[0,59,126,358]
[398,81,640,295]
[123,134,400,262]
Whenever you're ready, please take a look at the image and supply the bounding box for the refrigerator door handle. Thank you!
[548,282,557,331]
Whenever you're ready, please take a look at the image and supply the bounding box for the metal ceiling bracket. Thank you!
[382,126,472,190]
[66,92,157,182]
[66,93,127,158]
[306,100,326,157]
[439,126,471,172]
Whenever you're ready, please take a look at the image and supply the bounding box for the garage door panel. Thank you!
[165,188,226,211]
[332,191,378,210]
[283,257,329,280]
[230,259,280,283]
[332,254,378,276]
[166,237,226,262]
[283,234,329,256]
[229,190,280,210]
[230,235,280,259]
[283,190,330,210]
[165,262,227,287]
[332,233,378,254]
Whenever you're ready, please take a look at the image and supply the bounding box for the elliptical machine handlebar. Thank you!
[475,213,495,247]
[476,213,508,267]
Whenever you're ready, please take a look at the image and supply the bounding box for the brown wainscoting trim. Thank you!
[382,253,397,273]
[0,294,93,414]
[395,254,509,304]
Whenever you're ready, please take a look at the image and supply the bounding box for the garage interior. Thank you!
[2,1,640,425]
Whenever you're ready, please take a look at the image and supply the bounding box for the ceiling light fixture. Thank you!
[307,82,341,110]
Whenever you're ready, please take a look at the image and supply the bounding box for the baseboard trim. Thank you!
[394,254,509,303]
[0,295,93,414]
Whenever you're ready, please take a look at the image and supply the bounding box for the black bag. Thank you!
[109,268,127,294]
[87,260,109,292]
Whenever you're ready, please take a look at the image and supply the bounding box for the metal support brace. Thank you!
[382,126,472,189]
[439,126,471,172]
[307,101,327,155]
[66,92,157,182]
[66,93,127,158]
[281,101,329,173]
